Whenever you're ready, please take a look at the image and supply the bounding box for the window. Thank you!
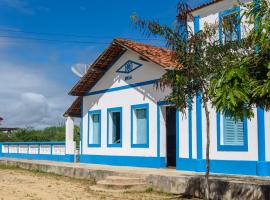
[131,104,149,148]
[88,110,101,147]
[219,7,241,43]
[107,107,122,147]
[217,113,248,151]
[223,116,244,145]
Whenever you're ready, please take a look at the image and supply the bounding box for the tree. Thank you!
[132,2,253,199]
[209,0,270,119]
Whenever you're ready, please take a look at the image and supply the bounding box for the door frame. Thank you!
[157,101,179,168]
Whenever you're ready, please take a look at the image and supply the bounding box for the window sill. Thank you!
[131,144,149,148]
[88,144,101,148]
[217,144,248,152]
[107,143,122,148]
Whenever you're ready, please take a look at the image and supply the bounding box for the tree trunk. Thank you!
[203,100,210,200]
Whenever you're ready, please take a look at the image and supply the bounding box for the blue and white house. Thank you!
[63,0,270,176]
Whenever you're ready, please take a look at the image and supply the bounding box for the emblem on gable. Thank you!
[116,60,142,74]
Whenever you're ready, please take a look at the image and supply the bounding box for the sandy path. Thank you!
[0,167,178,200]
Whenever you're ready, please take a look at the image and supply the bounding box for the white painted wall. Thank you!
[82,49,171,157]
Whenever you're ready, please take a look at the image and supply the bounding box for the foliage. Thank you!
[131,1,270,198]
[209,0,270,120]
[0,125,80,146]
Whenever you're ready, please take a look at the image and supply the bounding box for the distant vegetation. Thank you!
[0,126,80,146]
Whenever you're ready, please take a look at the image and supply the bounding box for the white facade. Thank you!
[78,0,270,176]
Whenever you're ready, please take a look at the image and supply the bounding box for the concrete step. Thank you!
[90,175,148,193]
[89,185,146,193]
[102,176,146,184]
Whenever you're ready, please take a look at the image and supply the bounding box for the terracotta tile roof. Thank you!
[64,38,180,117]
[114,38,180,69]
[68,38,179,96]
[63,97,82,117]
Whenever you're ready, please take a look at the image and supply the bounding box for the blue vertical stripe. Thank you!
[194,16,200,33]
[194,16,202,161]
[196,94,202,160]
[176,109,180,167]
[80,97,83,155]
[257,107,265,161]
[188,99,192,159]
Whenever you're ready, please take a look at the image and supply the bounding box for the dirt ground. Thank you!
[0,165,185,200]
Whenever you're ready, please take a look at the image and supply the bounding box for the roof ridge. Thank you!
[113,38,173,52]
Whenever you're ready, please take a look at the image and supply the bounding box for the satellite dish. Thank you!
[71,63,90,78]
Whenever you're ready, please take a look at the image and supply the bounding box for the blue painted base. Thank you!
[80,155,165,168]
[176,158,270,176]
[0,153,75,163]
[257,161,270,176]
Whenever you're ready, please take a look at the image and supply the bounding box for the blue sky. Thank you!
[0,0,209,128]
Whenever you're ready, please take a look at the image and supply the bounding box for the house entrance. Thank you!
[166,106,176,167]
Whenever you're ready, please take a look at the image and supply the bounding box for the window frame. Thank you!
[88,110,102,147]
[219,7,241,44]
[131,103,149,148]
[107,107,122,147]
[216,112,248,151]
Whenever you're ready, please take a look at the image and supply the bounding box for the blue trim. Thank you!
[188,99,193,158]
[257,107,265,161]
[80,97,83,155]
[85,79,159,96]
[107,107,122,147]
[196,94,203,160]
[177,158,259,176]
[157,101,174,168]
[194,16,200,33]
[87,110,102,147]
[130,103,149,148]
[116,60,143,74]
[219,7,241,43]
[80,154,165,168]
[216,113,248,151]
[0,153,74,162]
[176,109,180,168]
[177,158,270,176]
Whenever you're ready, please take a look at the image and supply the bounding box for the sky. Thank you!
[0,0,209,128]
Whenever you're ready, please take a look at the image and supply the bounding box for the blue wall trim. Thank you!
[188,99,193,159]
[85,79,159,96]
[80,97,83,155]
[157,101,172,167]
[194,16,200,33]
[176,109,180,168]
[87,110,102,147]
[257,107,265,161]
[80,154,165,168]
[107,107,123,147]
[177,158,267,176]
[0,153,74,162]
[196,94,203,160]
[130,103,149,148]
[216,112,248,151]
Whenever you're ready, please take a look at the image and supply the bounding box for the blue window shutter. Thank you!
[223,116,244,145]
[136,109,147,144]
[92,114,100,144]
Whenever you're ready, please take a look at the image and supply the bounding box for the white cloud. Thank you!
[0,62,74,128]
